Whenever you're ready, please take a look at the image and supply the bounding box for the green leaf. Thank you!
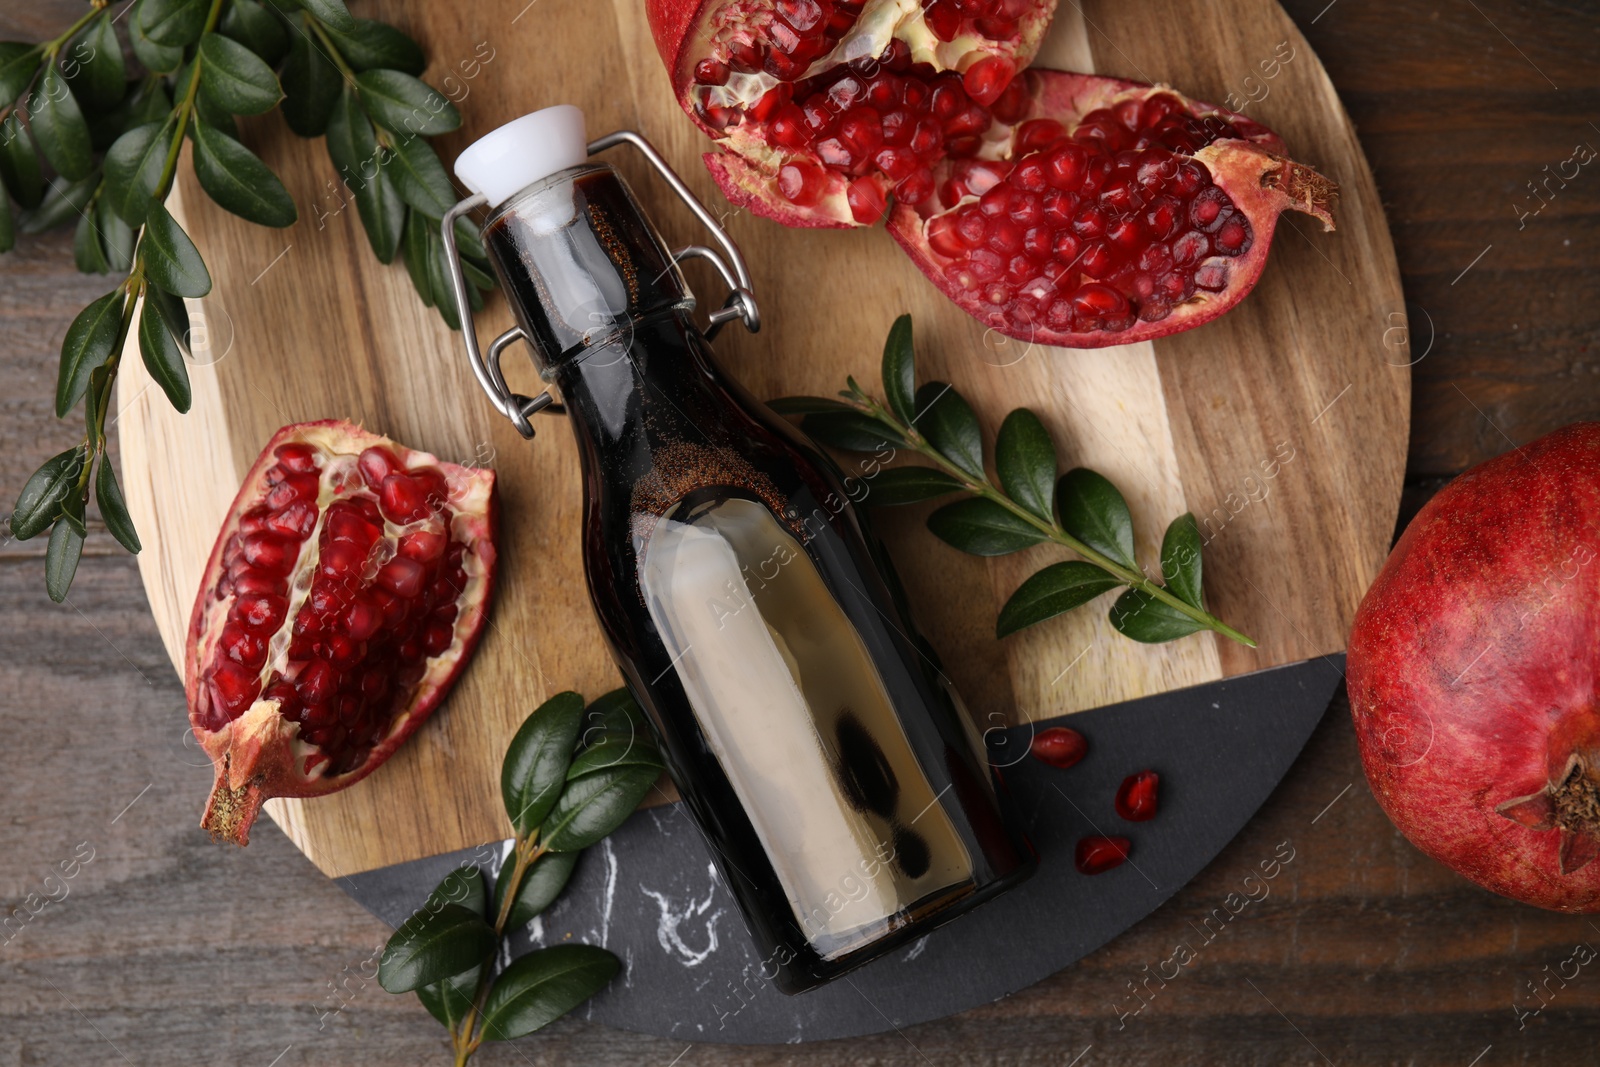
[383,133,457,219]
[138,0,208,48]
[501,691,585,835]
[140,202,212,297]
[103,120,171,226]
[494,850,578,930]
[45,518,85,603]
[56,289,124,417]
[73,206,108,273]
[19,172,98,234]
[94,458,141,553]
[129,4,184,72]
[1160,513,1205,610]
[424,866,486,918]
[378,902,495,994]
[1057,468,1137,570]
[0,42,40,108]
[125,79,174,128]
[279,28,341,137]
[478,945,620,1042]
[0,113,44,209]
[84,365,110,450]
[425,217,461,330]
[145,283,191,357]
[356,69,461,137]
[800,410,904,452]
[218,0,290,66]
[96,196,135,272]
[325,19,426,75]
[10,446,85,540]
[996,561,1123,637]
[401,208,432,306]
[416,967,479,1030]
[914,381,984,479]
[766,395,855,416]
[880,313,916,425]
[1109,587,1206,643]
[578,688,651,753]
[542,743,664,853]
[995,409,1057,522]
[138,285,193,412]
[198,33,282,117]
[862,465,964,506]
[324,90,403,261]
[191,120,297,227]
[926,497,1046,557]
[62,14,126,111]
[295,0,358,32]
[59,462,88,536]
[0,195,11,253]
[28,65,93,181]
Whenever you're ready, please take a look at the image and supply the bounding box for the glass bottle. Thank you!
[446,107,1034,993]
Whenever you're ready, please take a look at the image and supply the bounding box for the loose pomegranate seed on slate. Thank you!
[1076,835,1131,875]
[1115,770,1161,821]
[1030,726,1087,769]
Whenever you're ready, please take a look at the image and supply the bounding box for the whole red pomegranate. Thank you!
[1348,423,1600,912]
[186,421,498,845]
[646,0,1336,347]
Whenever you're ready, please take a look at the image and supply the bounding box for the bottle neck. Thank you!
[482,163,695,377]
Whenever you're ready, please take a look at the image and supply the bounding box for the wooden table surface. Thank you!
[2,1,1597,1064]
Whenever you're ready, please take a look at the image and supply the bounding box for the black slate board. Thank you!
[344,656,1342,1043]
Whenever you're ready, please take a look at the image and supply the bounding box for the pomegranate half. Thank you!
[647,0,1337,347]
[1348,423,1600,912]
[186,421,498,845]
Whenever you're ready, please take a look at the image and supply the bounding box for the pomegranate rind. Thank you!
[1347,423,1600,912]
[184,420,498,845]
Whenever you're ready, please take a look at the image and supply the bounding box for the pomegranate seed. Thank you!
[989,76,1030,125]
[231,568,282,596]
[209,661,261,719]
[297,660,336,706]
[1076,835,1131,875]
[749,84,792,123]
[266,501,318,539]
[1042,189,1078,225]
[1189,186,1230,231]
[895,170,935,205]
[986,220,1023,255]
[1022,225,1053,259]
[326,506,378,546]
[1107,216,1142,252]
[264,471,319,510]
[399,529,447,563]
[1115,770,1161,821]
[814,136,857,168]
[975,15,1019,40]
[1214,216,1252,255]
[319,540,367,578]
[727,38,763,74]
[358,446,400,489]
[221,624,268,670]
[1079,242,1114,278]
[1072,283,1130,318]
[776,160,827,205]
[274,443,318,473]
[924,0,962,41]
[433,603,459,626]
[846,176,889,224]
[232,593,289,633]
[768,103,810,149]
[693,58,729,86]
[1070,205,1106,239]
[838,106,883,153]
[378,557,427,598]
[962,56,1014,107]
[345,598,383,641]
[1171,230,1209,265]
[1194,261,1230,291]
[423,621,455,656]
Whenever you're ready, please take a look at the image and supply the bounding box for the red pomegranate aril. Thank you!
[378,557,427,598]
[838,107,884,153]
[1214,216,1251,255]
[1052,231,1082,263]
[209,661,261,718]
[240,533,297,574]
[1171,230,1208,265]
[1189,186,1229,230]
[777,160,827,205]
[221,624,268,670]
[1107,215,1142,253]
[345,598,383,641]
[776,0,825,31]
[1071,204,1106,239]
[399,529,447,563]
[846,176,889,223]
[423,622,455,657]
[693,57,730,85]
[1115,770,1160,821]
[896,170,936,205]
[923,0,962,41]
[320,540,367,579]
[358,446,400,489]
[231,568,281,597]
[1030,726,1087,768]
[1073,282,1130,319]
[264,501,318,539]
[1194,261,1229,291]
[297,659,336,706]
[232,593,289,633]
[1022,225,1052,259]
[380,472,439,524]
[768,104,810,149]
[1079,242,1114,278]
[273,443,318,473]
[264,471,319,511]
[1076,835,1131,874]
[962,55,1014,106]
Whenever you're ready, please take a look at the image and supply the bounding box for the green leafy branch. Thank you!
[379,689,666,1067]
[770,315,1255,647]
[4,0,496,603]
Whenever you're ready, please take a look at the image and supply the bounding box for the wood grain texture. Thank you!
[5,0,1600,1063]
[113,0,1405,877]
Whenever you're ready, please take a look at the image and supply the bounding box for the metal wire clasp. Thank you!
[440,129,761,439]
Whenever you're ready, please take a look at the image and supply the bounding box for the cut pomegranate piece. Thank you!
[647,0,1336,347]
[185,421,498,845]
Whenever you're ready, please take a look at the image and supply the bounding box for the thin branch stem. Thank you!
[843,392,1256,648]
[449,834,550,1065]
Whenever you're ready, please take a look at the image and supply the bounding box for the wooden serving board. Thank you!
[117,0,1408,879]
